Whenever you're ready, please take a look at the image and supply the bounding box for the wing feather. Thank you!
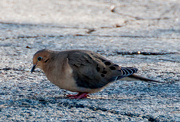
[67,50,138,89]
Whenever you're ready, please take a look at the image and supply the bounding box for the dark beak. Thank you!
[31,65,36,73]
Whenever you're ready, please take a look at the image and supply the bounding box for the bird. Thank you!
[31,49,161,99]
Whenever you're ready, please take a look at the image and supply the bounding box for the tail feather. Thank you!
[128,74,162,83]
[117,67,138,79]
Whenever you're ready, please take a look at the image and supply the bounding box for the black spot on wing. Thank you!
[109,64,119,70]
[102,70,107,74]
[113,64,119,67]
[101,74,105,77]
[104,61,111,65]
[96,65,100,72]
[110,66,116,70]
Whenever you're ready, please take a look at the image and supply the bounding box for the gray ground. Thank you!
[0,0,180,121]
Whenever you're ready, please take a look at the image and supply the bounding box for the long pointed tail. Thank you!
[128,74,162,83]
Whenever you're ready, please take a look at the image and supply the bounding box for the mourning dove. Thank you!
[31,49,161,99]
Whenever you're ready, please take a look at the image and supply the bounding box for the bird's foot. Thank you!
[67,92,89,99]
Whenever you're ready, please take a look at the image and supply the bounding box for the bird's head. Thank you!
[31,49,53,73]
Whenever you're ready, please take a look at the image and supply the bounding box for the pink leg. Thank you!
[66,92,89,99]
[76,93,89,99]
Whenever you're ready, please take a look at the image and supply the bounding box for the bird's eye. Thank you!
[37,56,43,61]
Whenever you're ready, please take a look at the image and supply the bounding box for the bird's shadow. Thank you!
[3,81,178,109]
